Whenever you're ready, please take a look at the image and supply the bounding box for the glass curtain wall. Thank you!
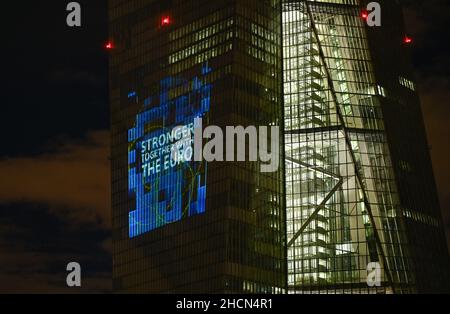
[282,0,414,294]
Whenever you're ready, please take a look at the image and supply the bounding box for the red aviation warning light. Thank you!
[161,16,171,26]
[361,10,369,20]
[404,36,413,44]
[105,41,114,50]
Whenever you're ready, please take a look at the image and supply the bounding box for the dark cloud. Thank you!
[0,131,110,227]
[0,132,112,292]
[0,0,448,293]
[0,1,111,293]
[0,203,111,293]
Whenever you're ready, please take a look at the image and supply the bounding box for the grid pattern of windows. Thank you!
[110,0,285,293]
[282,0,414,294]
[109,0,450,294]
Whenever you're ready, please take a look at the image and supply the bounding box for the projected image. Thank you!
[127,66,212,238]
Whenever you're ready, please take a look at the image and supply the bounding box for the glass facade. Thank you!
[282,0,449,294]
[110,0,450,294]
[109,0,285,293]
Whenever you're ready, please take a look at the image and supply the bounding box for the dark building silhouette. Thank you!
[365,0,450,294]
[109,0,450,293]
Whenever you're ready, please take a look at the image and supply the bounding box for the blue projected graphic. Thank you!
[128,65,212,238]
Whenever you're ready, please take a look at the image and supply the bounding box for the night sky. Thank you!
[0,0,448,293]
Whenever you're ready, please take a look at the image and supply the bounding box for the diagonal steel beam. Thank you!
[301,0,396,292]
[287,176,343,247]
[286,156,340,179]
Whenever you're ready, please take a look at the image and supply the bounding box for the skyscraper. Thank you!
[109,0,450,293]
[109,0,286,293]
[282,0,449,294]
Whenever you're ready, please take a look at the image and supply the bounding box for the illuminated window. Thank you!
[399,76,416,91]
[377,85,387,97]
